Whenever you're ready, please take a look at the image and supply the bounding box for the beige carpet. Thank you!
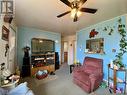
[21,63,115,95]
[21,74,58,87]
[36,75,58,82]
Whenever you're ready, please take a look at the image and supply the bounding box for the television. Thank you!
[31,38,55,54]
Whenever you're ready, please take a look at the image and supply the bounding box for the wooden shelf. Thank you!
[31,54,45,56]
[31,53,55,76]
[108,64,127,94]
[109,77,126,83]
[109,77,113,80]
[31,64,55,76]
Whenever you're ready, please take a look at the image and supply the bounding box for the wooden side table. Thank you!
[70,65,74,73]
[70,64,81,73]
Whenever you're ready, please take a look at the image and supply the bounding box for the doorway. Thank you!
[61,41,68,63]
[63,41,68,63]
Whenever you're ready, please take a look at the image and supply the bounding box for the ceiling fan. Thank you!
[57,0,97,22]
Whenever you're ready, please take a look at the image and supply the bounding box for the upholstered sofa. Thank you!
[72,57,103,93]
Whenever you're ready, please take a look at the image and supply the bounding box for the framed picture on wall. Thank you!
[1,25,9,41]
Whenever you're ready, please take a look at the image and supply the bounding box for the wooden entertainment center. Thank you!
[30,38,60,76]
[31,53,55,76]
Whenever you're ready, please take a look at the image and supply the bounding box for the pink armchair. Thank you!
[72,57,103,93]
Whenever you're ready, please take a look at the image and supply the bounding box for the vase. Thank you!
[114,65,118,70]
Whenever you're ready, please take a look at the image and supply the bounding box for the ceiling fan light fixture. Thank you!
[71,8,82,18]
[77,10,82,17]
[58,0,97,22]
[71,8,77,18]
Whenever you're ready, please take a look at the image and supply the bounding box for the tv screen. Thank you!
[31,38,55,53]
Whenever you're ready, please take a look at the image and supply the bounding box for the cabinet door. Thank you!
[49,65,55,72]
[31,68,38,76]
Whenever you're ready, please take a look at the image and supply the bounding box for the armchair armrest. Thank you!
[89,73,103,91]
[89,73,103,79]
[89,68,103,79]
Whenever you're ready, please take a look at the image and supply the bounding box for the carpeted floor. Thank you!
[21,74,58,87]
[21,63,115,95]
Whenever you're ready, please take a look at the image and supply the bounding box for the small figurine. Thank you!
[23,46,30,57]
[5,44,9,57]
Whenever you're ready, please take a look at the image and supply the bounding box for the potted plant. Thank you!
[113,18,127,69]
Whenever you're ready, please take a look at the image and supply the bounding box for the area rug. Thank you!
[21,74,58,88]
[34,75,58,86]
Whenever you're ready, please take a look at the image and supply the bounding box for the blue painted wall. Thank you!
[76,15,127,81]
[17,27,61,68]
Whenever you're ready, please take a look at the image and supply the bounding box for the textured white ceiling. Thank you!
[15,0,127,36]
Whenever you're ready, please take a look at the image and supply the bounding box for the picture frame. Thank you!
[86,38,104,54]
[2,25,9,41]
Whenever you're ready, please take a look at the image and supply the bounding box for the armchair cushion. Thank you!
[89,73,102,81]
[84,65,98,74]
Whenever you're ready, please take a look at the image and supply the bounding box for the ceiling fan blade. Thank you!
[79,0,87,6]
[60,0,72,8]
[80,8,97,14]
[73,14,78,22]
[57,11,71,18]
